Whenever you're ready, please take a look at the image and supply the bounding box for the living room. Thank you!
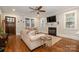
[0,6,79,52]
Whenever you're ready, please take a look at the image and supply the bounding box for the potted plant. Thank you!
[0,26,4,36]
[0,26,5,52]
[0,26,8,40]
[0,26,4,38]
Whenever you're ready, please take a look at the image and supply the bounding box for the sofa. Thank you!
[20,29,45,50]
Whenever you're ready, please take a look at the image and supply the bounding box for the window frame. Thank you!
[64,10,77,30]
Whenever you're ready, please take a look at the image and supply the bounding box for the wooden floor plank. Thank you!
[5,35,79,52]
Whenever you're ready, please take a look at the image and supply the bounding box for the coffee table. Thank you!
[40,35,52,47]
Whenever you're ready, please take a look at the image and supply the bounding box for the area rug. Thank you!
[52,36,62,46]
[45,36,62,47]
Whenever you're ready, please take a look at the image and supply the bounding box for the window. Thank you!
[25,18,34,28]
[64,10,77,29]
[31,19,34,27]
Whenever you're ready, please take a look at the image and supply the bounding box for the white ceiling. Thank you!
[0,6,78,17]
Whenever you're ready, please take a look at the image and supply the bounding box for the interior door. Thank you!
[5,16,16,35]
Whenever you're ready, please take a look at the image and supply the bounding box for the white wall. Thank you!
[39,18,47,33]
[34,16,47,33]
[0,10,2,14]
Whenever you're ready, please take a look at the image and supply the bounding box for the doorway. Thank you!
[5,16,16,35]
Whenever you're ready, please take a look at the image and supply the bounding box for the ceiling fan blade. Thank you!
[30,11,35,13]
[39,10,46,12]
[29,7,35,10]
[29,6,45,14]
[37,6,42,10]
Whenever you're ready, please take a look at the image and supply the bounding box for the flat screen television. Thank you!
[47,16,56,22]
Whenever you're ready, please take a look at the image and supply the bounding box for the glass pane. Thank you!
[65,12,75,28]
[25,18,30,28]
[31,19,34,27]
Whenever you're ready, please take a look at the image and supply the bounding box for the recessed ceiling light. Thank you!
[12,9,15,11]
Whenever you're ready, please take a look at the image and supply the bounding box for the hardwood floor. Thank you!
[5,35,79,52]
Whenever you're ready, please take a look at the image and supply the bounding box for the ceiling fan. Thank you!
[29,6,46,14]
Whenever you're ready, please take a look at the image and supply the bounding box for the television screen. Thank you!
[47,16,56,22]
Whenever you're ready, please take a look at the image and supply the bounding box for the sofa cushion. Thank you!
[29,34,45,41]
[28,30,36,36]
